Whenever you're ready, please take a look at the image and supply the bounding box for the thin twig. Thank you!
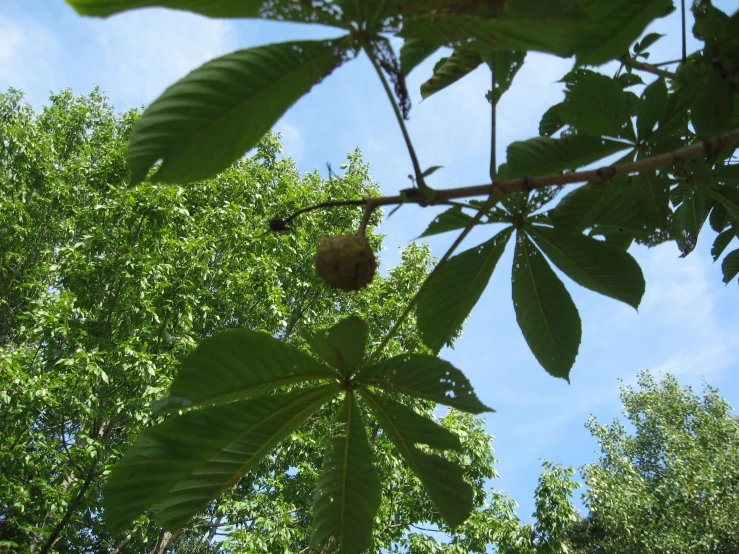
[681,0,687,62]
[364,45,426,189]
[621,55,678,80]
[490,64,497,182]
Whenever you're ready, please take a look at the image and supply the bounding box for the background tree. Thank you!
[0,89,505,553]
[571,371,739,553]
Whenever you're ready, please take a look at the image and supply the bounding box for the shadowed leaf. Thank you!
[512,233,581,381]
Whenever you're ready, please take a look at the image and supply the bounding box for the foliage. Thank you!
[20,0,739,548]
[573,372,739,553]
[0,89,503,552]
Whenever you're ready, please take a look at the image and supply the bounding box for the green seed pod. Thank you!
[314,234,377,292]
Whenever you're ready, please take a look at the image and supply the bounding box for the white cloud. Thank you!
[90,9,238,108]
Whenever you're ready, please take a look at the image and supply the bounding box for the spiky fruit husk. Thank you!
[314,234,377,292]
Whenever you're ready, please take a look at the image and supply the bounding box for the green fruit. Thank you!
[314,234,377,292]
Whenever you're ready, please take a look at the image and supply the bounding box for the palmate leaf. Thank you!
[673,186,709,257]
[310,392,381,554]
[527,225,645,309]
[558,72,629,138]
[358,355,492,414]
[633,171,670,229]
[361,390,473,528]
[505,135,631,179]
[722,248,739,284]
[126,38,350,184]
[152,329,341,413]
[301,316,368,378]
[705,184,739,223]
[637,77,667,140]
[416,228,513,354]
[104,385,338,535]
[512,233,581,381]
[539,103,566,137]
[399,38,441,76]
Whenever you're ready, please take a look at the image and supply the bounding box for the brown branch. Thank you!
[620,55,678,80]
[280,127,739,223]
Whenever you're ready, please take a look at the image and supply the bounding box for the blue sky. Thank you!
[2,0,738,525]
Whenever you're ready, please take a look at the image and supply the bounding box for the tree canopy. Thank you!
[2,0,739,551]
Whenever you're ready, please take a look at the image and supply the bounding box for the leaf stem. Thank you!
[490,65,497,181]
[364,45,426,190]
[356,196,494,375]
[620,55,678,80]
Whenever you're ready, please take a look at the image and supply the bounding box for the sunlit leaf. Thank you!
[506,135,631,178]
[417,228,513,353]
[127,39,349,183]
[361,390,472,528]
[104,385,338,535]
[528,225,645,309]
[358,355,492,414]
[163,329,341,411]
[310,392,381,554]
[302,316,368,377]
[512,233,581,381]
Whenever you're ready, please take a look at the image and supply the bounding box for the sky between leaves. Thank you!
[1,0,738,522]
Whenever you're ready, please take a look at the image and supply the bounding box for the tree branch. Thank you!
[278,127,739,224]
[620,55,678,80]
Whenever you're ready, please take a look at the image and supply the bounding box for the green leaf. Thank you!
[361,390,472,529]
[418,207,478,238]
[551,179,647,237]
[301,316,368,377]
[164,329,341,411]
[400,38,441,76]
[506,135,631,178]
[480,49,526,105]
[637,77,667,140]
[635,31,665,53]
[575,0,673,65]
[691,73,734,137]
[359,390,462,452]
[104,385,337,535]
[65,0,267,17]
[358,355,492,414]
[528,225,645,309]
[633,171,669,228]
[673,187,708,257]
[416,228,513,353]
[310,392,381,554]
[539,103,566,137]
[400,13,579,58]
[421,165,444,178]
[722,248,739,284]
[421,48,483,99]
[705,184,739,223]
[127,39,349,183]
[558,72,629,137]
[512,234,581,381]
[712,229,736,261]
